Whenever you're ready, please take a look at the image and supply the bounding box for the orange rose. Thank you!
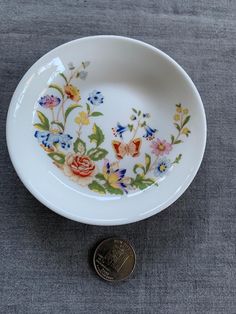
[64,153,97,185]
[64,84,81,102]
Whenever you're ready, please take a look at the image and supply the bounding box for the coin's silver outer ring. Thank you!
[93,238,136,282]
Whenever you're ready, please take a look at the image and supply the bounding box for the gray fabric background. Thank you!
[0,1,235,313]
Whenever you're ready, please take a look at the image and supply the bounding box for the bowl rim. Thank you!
[6,35,207,225]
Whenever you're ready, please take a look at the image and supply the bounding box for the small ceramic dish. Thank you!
[6,36,206,225]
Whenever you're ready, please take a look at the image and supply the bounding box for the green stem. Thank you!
[62,102,66,125]
[172,111,184,144]
[148,155,159,173]
[77,125,83,138]
[51,108,55,122]
[56,98,67,126]
[68,65,82,84]
[131,118,141,140]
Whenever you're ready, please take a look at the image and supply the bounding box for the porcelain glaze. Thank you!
[7,36,206,225]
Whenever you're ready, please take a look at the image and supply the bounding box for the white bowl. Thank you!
[6,36,206,225]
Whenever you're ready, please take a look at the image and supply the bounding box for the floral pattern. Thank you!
[33,61,191,196]
[88,90,104,105]
[38,95,61,109]
[64,154,97,185]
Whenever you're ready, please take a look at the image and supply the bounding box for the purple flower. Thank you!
[38,95,61,109]
[103,160,128,193]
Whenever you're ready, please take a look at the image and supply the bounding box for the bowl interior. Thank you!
[7,36,206,225]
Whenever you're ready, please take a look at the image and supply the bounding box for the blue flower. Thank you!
[143,125,157,140]
[79,71,88,80]
[34,131,73,150]
[112,123,128,139]
[87,90,104,105]
[154,158,171,177]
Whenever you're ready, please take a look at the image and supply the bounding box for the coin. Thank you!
[93,238,136,282]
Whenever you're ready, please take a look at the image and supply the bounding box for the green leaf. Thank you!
[48,152,65,164]
[145,154,151,173]
[174,140,182,144]
[173,154,182,164]
[88,148,108,161]
[65,104,81,121]
[132,108,137,114]
[88,123,105,147]
[95,173,106,181]
[128,124,133,132]
[49,84,64,99]
[171,135,175,144]
[33,123,48,131]
[141,178,156,186]
[182,115,191,127]
[174,123,181,131]
[59,73,68,84]
[86,103,90,114]
[88,181,106,194]
[36,111,49,130]
[133,163,146,175]
[105,183,123,195]
[140,121,146,127]
[76,71,80,78]
[90,112,103,117]
[51,121,64,131]
[132,175,156,190]
[73,138,86,154]
[138,110,141,116]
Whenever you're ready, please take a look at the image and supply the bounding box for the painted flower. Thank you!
[176,106,182,113]
[34,131,72,150]
[130,114,136,121]
[143,113,150,118]
[82,61,90,68]
[75,111,90,125]
[78,71,88,80]
[64,84,81,102]
[143,125,157,140]
[64,154,97,185]
[154,157,172,177]
[183,108,189,115]
[68,62,75,70]
[87,90,104,105]
[112,123,128,139]
[38,95,60,109]
[174,114,180,121]
[182,127,191,136]
[151,138,172,156]
[103,160,128,193]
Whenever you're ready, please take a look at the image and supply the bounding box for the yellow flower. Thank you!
[182,127,190,135]
[176,107,182,113]
[183,108,189,115]
[174,114,180,121]
[106,173,120,188]
[102,161,122,189]
[64,84,81,102]
[75,111,90,125]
